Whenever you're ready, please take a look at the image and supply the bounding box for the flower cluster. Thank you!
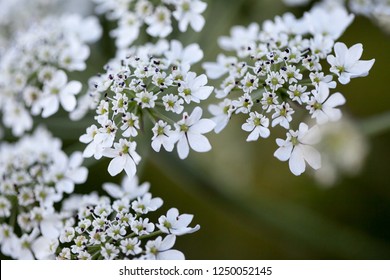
[0,127,88,259]
[0,14,101,136]
[54,175,199,260]
[283,0,390,34]
[93,0,207,49]
[80,40,215,178]
[203,5,375,175]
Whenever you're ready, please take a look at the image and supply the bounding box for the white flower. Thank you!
[131,193,163,214]
[172,107,215,159]
[101,243,120,260]
[145,6,172,37]
[274,122,321,176]
[0,196,11,218]
[272,102,294,129]
[151,120,175,152]
[287,84,309,105]
[202,54,237,79]
[103,175,149,200]
[12,228,40,259]
[164,40,203,67]
[208,99,233,133]
[304,6,355,40]
[51,151,88,194]
[120,238,142,256]
[162,94,184,114]
[157,208,200,236]
[31,237,58,260]
[145,235,185,260]
[111,12,141,48]
[242,112,270,141]
[307,82,346,124]
[172,0,207,32]
[130,218,155,236]
[121,112,140,137]
[103,139,141,177]
[178,72,213,104]
[40,70,82,117]
[327,42,375,84]
[134,90,157,108]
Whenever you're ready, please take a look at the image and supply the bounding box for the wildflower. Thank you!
[327,42,375,84]
[172,107,215,159]
[274,123,321,176]
[242,112,270,141]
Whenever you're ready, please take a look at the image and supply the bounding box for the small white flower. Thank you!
[327,42,375,84]
[101,243,120,260]
[157,208,200,236]
[178,72,213,104]
[287,84,309,105]
[145,235,185,260]
[232,93,253,114]
[40,70,81,117]
[145,6,172,37]
[172,107,215,159]
[274,122,321,176]
[202,54,237,80]
[103,175,149,200]
[164,40,203,67]
[130,217,155,236]
[172,0,207,32]
[162,94,184,114]
[103,139,141,177]
[31,237,58,260]
[120,238,142,256]
[208,99,233,133]
[151,120,175,152]
[0,196,11,218]
[134,90,157,109]
[242,112,270,141]
[272,102,294,129]
[307,82,346,124]
[121,112,140,137]
[131,193,163,214]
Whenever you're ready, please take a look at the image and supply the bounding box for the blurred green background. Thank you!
[3,0,390,259]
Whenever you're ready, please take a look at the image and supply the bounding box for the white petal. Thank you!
[348,59,375,76]
[193,86,213,100]
[177,136,189,159]
[124,156,137,178]
[188,107,203,125]
[60,93,77,112]
[301,145,321,170]
[324,92,346,108]
[102,183,123,198]
[289,146,306,176]
[107,156,125,176]
[157,250,185,260]
[345,43,363,67]
[274,144,293,162]
[334,42,347,64]
[187,133,212,152]
[41,96,59,118]
[191,119,215,133]
[160,235,176,251]
[246,129,259,142]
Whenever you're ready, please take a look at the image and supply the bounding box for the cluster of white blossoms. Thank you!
[283,0,390,33]
[54,175,199,260]
[0,14,101,136]
[203,5,375,175]
[93,0,207,49]
[80,40,215,177]
[0,127,88,259]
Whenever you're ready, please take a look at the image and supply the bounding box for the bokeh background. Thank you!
[2,0,390,259]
